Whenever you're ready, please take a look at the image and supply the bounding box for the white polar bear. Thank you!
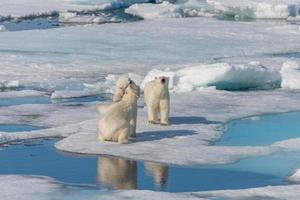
[112,76,138,137]
[97,81,140,144]
[144,76,170,125]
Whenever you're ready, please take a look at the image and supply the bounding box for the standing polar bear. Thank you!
[97,81,140,144]
[144,76,170,125]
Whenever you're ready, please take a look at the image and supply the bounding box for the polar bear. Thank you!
[144,76,170,125]
[97,81,140,144]
[97,157,137,189]
[110,76,138,137]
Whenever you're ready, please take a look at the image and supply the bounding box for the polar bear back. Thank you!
[99,102,130,139]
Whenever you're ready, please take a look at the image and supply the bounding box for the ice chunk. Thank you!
[59,11,108,23]
[0,80,19,89]
[287,168,300,183]
[142,62,281,92]
[280,60,300,89]
[125,2,184,19]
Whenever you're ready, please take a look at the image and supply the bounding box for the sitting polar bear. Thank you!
[144,76,170,125]
[113,76,138,137]
[97,81,140,144]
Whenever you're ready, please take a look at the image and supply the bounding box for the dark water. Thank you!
[0,8,141,32]
[0,139,284,192]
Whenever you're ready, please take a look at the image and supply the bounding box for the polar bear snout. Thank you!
[161,78,165,84]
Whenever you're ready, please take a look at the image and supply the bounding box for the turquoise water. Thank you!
[0,139,283,192]
[0,124,43,132]
[216,112,300,146]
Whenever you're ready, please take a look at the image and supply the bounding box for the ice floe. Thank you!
[55,89,300,166]
[125,2,184,19]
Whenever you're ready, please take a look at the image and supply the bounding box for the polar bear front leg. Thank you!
[147,105,159,124]
[117,127,130,144]
[159,99,169,126]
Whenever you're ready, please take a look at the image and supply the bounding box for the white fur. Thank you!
[112,76,138,137]
[144,76,170,125]
[97,82,140,144]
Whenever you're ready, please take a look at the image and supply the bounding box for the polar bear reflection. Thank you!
[144,162,169,188]
[97,156,137,189]
[97,157,169,190]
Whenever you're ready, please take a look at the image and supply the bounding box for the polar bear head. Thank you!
[113,76,132,102]
[155,76,169,87]
[116,76,131,91]
[124,81,140,98]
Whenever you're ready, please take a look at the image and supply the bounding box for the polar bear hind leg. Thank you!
[147,105,159,124]
[160,99,169,126]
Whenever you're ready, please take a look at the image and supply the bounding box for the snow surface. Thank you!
[4,175,300,200]
[0,18,299,91]
[207,0,300,19]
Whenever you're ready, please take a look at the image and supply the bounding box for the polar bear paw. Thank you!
[148,120,159,124]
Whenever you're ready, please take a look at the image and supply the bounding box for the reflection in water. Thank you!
[97,157,137,189]
[144,162,169,189]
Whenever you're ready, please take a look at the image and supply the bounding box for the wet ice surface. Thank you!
[0,124,43,132]
[0,139,284,192]
[216,112,300,146]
